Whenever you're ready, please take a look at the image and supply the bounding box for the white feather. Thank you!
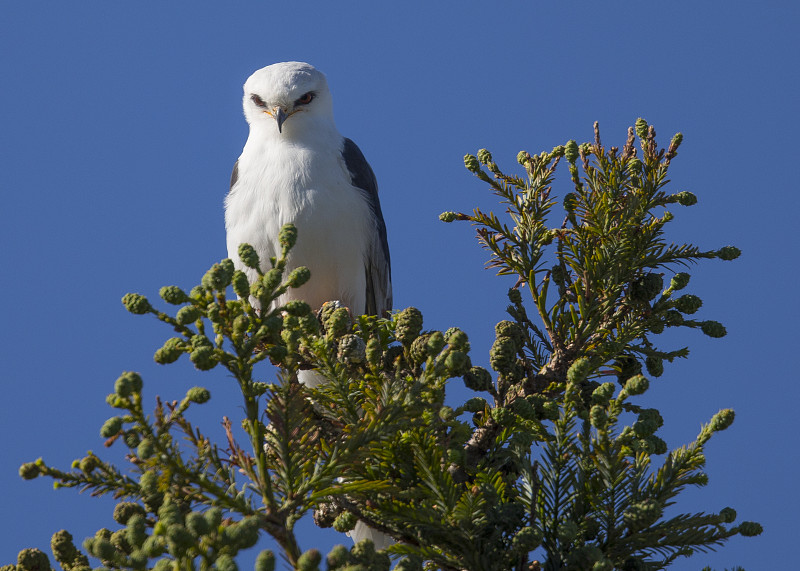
[225,62,373,314]
[225,62,393,549]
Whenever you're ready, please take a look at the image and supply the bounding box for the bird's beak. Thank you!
[274,107,288,133]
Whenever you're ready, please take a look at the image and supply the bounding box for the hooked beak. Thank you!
[274,107,288,133]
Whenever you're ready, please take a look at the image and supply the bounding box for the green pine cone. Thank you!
[255,551,276,571]
[190,346,218,370]
[675,191,697,206]
[325,545,351,568]
[201,263,232,291]
[463,367,493,392]
[591,382,616,405]
[590,405,608,429]
[737,521,763,537]
[283,300,311,317]
[464,154,480,173]
[100,417,123,438]
[511,526,541,553]
[204,507,222,530]
[709,408,735,432]
[18,462,41,480]
[701,320,727,338]
[494,321,525,351]
[629,273,663,302]
[231,270,250,298]
[562,193,578,213]
[507,288,522,304]
[477,148,493,165]
[645,355,664,377]
[159,286,190,305]
[409,334,432,365]
[185,512,210,538]
[278,224,298,251]
[113,503,146,525]
[50,530,79,567]
[719,507,737,523]
[444,350,471,376]
[716,245,741,260]
[674,294,702,314]
[215,554,238,571]
[286,266,311,288]
[17,549,51,571]
[154,338,184,364]
[79,455,100,473]
[175,305,202,325]
[332,511,358,533]
[185,387,210,404]
[564,140,579,163]
[625,374,649,396]
[114,371,143,397]
[462,397,487,413]
[635,118,648,139]
[567,357,592,384]
[444,327,470,351]
[670,272,690,291]
[489,337,516,374]
[324,307,352,339]
[426,330,445,354]
[297,549,322,571]
[237,244,260,270]
[122,293,152,315]
[395,307,423,345]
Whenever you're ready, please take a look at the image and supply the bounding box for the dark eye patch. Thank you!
[250,94,267,107]
[295,92,316,106]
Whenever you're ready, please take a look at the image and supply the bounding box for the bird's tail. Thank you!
[297,369,327,388]
[346,521,394,550]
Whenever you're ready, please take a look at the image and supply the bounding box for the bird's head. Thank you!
[242,62,334,136]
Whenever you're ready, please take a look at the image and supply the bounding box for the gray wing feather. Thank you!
[230,160,239,190]
[341,138,392,317]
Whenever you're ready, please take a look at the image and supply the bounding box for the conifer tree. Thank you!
[12,120,760,571]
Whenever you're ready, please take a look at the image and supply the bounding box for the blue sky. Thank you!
[1,2,797,569]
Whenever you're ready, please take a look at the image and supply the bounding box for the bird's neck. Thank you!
[248,116,340,146]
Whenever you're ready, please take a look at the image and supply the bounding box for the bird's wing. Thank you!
[230,160,239,190]
[341,138,392,317]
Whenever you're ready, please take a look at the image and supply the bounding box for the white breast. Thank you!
[225,130,373,314]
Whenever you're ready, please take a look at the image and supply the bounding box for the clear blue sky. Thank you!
[1,2,797,569]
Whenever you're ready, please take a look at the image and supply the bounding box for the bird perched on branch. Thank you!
[225,61,391,320]
[224,62,393,548]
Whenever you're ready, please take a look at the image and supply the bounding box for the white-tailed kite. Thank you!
[225,61,391,320]
[224,62,393,549]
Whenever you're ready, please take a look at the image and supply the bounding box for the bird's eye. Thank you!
[295,92,315,105]
[250,94,267,108]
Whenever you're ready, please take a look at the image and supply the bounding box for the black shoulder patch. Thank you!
[341,137,392,316]
[229,161,239,190]
[342,138,377,196]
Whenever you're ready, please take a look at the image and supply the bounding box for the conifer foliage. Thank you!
[13,120,760,571]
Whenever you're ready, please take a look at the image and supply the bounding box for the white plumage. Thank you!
[224,62,393,549]
[225,61,391,318]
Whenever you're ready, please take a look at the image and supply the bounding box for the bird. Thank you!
[225,61,391,320]
[224,62,393,549]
